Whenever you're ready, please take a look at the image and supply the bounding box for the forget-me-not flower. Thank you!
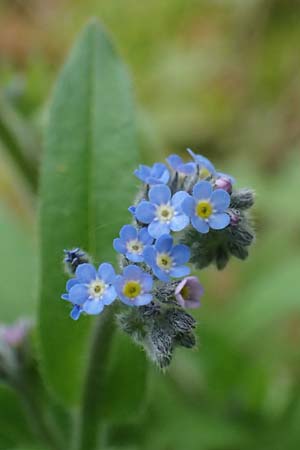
[182,180,230,233]
[135,184,189,238]
[115,265,153,307]
[113,224,153,262]
[62,263,117,319]
[167,154,196,176]
[144,234,190,282]
[187,148,217,179]
[175,276,204,309]
[134,163,170,185]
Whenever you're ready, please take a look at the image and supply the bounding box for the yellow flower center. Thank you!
[156,253,173,271]
[89,280,106,298]
[123,281,141,299]
[156,204,174,222]
[199,167,211,179]
[196,200,212,219]
[180,285,190,299]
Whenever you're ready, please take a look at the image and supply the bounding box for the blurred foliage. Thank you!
[1,0,300,449]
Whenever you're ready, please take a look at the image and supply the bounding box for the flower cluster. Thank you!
[61,149,255,367]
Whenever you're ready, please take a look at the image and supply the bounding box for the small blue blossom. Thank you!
[61,263,117,319]
[134,163,170,185]
[187,148,217,178]
[144,234,191,282]
[187,148,235,183]
[167,154,196,176]
[115,265,153,307]
[113,224,153,262]
[135,184,189,239]
[182,180,230,234]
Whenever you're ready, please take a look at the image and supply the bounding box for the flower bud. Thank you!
[215,176,232,193]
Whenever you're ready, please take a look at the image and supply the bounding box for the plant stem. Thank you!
[75,305,117,450]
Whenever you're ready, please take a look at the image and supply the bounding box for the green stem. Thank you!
[75,305,117,450]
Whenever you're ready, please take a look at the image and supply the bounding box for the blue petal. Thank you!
[171,190,189,210]
[135,293,153,306]
[75,263,97,283]
[149,184,171,205]
[193,181,212,200]
[70,305,82,320]
[66,278,79,291]
[148,220,170,238]
[180,162,196,175]
[197,156,216,175]
[170,214,189,232]
[128,205,136,215]
[182,196,195,216]
[138,227,153,245]
[134,165,150,182]
[102,286,117,305]
[135,201,156,224]
[143,246,157,268]
[126,252,144,263]
[98,263,116,283]
[114,275,125,296]
[211,189,230,211]
[155,234,173,253]
[186,148,197,159]
[120,224,137,241]
[191,216,209,234]
[61,294,70,301]
[153,163,170,184]
[118,295,136,307]
[152,265,171,282]
[209,213,230,230]
[140,272,153,292]
[113,238,126,254]
[171,244,190,265]
[167,154,182,170]
[188,150,216,175]
[83,300,104,315]
[69,284,88,305]
[170,266,191,278]
[123,265,143,280]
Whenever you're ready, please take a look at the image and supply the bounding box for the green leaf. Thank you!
[0,385,33,448]
[226,255,300,343]
[104,331,148,423]
[38,20,138,405]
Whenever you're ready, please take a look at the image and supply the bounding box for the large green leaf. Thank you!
[103,331,148,423]
[38,20,139,405]
[0,385,34,448]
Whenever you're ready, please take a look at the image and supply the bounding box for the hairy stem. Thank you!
[74,305,117,450]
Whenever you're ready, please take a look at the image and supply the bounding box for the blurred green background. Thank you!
[1,0,300,449]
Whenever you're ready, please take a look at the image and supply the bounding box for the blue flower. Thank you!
[187,148,217,178]
[113,224,153,262]
[167,154,196,176]
[187,148,235,183]
[115,265,153,307]
[144,234,190,282]
[135,184,189,238]
[134,163,170,185]
[61,263,117,319]
[182,180,230,234]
